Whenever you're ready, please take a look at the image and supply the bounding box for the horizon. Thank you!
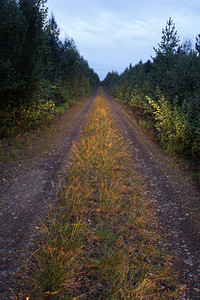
[47,0,200,80]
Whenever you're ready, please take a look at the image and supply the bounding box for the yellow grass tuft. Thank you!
[28,89,178,299]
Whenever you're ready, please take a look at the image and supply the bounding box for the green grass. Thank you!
[139,119,155,130]
[27,89,178,299]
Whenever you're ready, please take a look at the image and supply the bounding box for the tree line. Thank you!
[103,18,200,157]
[0,0,99,136]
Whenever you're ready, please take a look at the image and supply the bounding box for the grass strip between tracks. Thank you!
[29,89,178,299]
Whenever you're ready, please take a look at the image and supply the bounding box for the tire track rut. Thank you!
[103,88,200,299]
[0,91,97,298]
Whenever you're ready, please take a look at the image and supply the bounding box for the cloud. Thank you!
[47,0,200,80]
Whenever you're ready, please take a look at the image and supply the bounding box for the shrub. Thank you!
[0,99,57,136]
[146,95,191,154]
[50,84,71,106]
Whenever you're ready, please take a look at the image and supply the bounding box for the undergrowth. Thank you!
[28,89,178,299]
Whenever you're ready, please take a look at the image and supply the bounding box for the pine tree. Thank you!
[154,17,180,56]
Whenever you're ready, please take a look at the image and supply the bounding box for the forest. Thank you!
[1,3,200,299]
[0,0,99,137]
[1,2,199,159]
[103,18,200,157]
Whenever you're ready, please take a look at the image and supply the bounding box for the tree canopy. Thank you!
[0,0,99,111]
[103,18,200,156]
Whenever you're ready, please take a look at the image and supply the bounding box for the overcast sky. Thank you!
[47,0,200,80]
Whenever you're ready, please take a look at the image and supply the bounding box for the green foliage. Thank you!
[103,18,200,157]
[153,17,180,56]
[139,119,154,130]
[146,95,191,154]
[0,0,48,109]
[50,84,71,105]
[0,99,57,137]
[0,0,99,137]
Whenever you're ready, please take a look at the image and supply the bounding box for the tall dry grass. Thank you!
[28,89,178,299]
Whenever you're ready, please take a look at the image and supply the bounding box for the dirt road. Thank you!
[0,88,200,299]
[103,89,200,299]
[0,91,97,298]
